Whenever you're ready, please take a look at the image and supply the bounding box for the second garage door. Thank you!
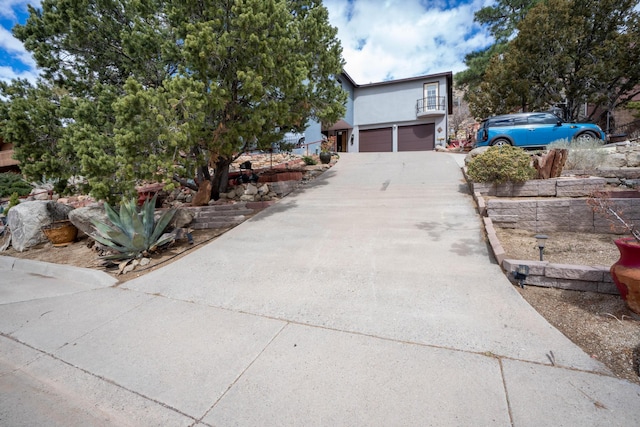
[398,124,435,151]
[359,128,392,152]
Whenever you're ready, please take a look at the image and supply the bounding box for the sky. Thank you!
[0,0,494,85]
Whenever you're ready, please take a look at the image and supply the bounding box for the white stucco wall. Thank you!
[303,72,451,153]
[349,76,449,152]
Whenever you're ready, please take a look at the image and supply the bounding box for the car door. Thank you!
[526,113,570,146]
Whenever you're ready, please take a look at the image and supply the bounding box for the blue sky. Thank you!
[0,0,493,85]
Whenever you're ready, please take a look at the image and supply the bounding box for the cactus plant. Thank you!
[90,195,176,260]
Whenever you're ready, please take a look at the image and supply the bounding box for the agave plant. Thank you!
[90,195,176,260]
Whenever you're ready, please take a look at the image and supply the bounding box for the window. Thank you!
[528,113,558,125]
[423,83,438,110]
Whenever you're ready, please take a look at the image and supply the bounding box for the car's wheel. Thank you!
[573,131,599,142]
[491,138,511,147]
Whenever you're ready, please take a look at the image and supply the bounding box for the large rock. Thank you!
[7,201,74,252]
[465,146,489,165]
[170,208,194,229]
[68,204,108,236]
[601,153,628,168]
[192,181,212,206]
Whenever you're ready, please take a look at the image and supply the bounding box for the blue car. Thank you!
[475,112,606,148]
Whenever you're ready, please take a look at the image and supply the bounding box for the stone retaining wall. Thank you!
[486,197,640,233]
[502,258,618,294]
[472,176,607,197]
[482,217,619,295]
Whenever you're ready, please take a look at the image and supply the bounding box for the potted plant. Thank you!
[41,201,78,247]
[590,193,640,314]
[319,136,335,164]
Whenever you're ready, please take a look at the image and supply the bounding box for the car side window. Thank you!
[528,114,558,125]
[513,117,528,126]
[491,118,513,127]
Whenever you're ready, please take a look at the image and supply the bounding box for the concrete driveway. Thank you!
[1,152,639,426]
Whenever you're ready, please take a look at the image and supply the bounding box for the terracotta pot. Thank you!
[319,152,332,164]
[42,220,78,247]
[610,237,640,314]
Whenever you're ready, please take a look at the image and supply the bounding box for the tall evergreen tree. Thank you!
[471,0,640,122]
[0,0,345,202]
[455,0,541,97]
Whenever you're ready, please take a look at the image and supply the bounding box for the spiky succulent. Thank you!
[90,195,176,260]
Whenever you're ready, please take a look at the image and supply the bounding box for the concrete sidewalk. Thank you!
[1,152,639,426]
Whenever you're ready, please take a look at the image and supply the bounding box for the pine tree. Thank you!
[1,0,346,203]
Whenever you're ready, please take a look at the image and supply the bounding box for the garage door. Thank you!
[359,128,392,152]
[398,124,435,151]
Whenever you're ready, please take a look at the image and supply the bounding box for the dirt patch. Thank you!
[0,228,231,283]
[496,228,640,384]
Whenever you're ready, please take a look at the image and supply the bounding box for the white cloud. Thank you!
[0,0,40,84]
[0,26,38,84]
[0,64,38,84]
[0,0,41,20]
[324,0,494,83]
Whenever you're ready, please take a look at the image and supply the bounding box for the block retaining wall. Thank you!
[486,197,640,233]
[482,217,620,295]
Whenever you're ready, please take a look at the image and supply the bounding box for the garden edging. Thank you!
[467,169,621,295]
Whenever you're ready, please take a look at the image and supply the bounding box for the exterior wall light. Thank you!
[513,264,530,288]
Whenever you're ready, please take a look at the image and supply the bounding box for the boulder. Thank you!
[601,153,628,168]
[244,183,259,196]
[68,205,108,237]
[7,201,74,252]
[465,146,489,165]
[192,181,212,206]
[169,208,194,228]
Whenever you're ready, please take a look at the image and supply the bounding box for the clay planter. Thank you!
[610,237,640,314]
[319,152,332,164]
[42,220,78,247]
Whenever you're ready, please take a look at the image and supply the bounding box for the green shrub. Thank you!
[302,155,317,165]
[467,145,536,184]
[0,173,32,198]
[548,137,607,170]
[5,192,20,214]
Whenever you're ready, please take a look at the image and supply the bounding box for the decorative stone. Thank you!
[601,153,628,168]
[169,208,194,228]
[68,205,108,236]
[192,181,212,206]
[244,183,258,196]
[7,201,74,252]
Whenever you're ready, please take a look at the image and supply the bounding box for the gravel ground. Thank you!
[496,227,640,384]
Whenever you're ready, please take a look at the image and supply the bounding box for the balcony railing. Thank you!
[416,96,446,117]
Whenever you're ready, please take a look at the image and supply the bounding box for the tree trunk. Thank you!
[533,148,568,179]
[211,157,232,201]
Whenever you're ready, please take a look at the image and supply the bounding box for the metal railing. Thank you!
[416,96,446,115]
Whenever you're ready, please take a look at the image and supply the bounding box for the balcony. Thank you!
[416,96,446,118]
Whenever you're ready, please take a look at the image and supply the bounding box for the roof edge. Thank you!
[341,70,453,88]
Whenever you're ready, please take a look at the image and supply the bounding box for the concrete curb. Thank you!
[0,256,118,288]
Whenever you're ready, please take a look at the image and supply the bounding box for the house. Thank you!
[302,70,453,153]
[0,137,20,173]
